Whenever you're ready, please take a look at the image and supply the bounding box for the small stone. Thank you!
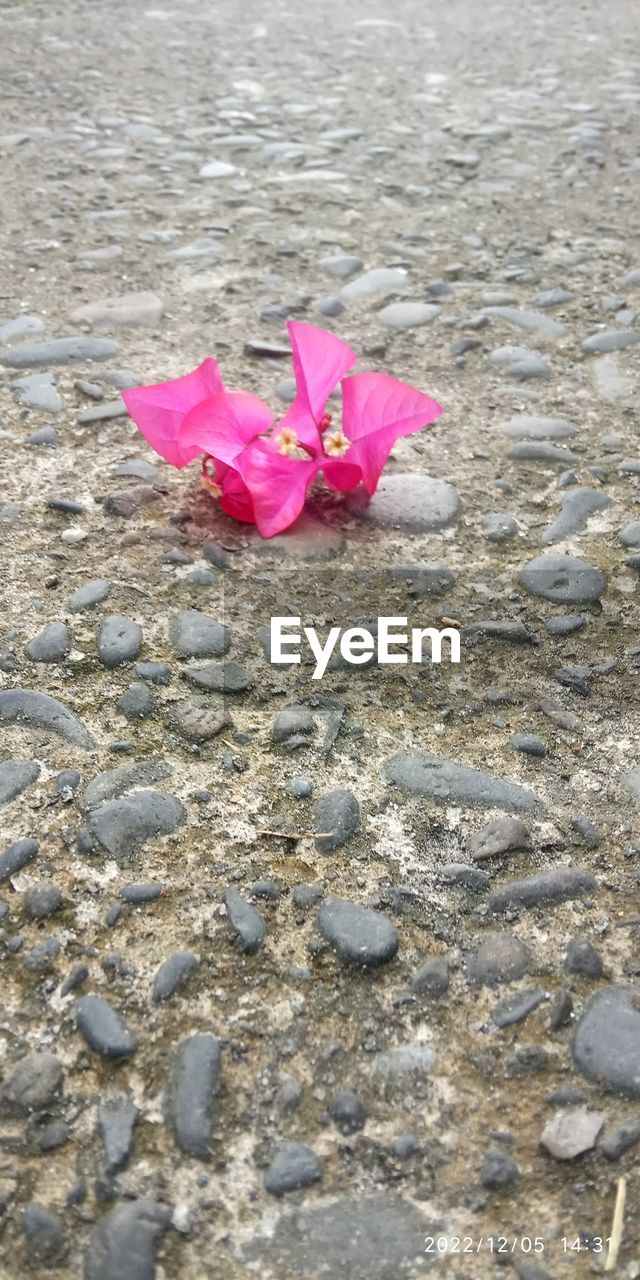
[168,610,230,658]
[23,1202,66,1267]
[482,512,518,542]
[98,1093,138,1172]
[492,989,546,1028]
[291,777,313,798]
[272,704,315,744]
[480,1150,520,1189]
[70,291,163,330]
[488,866,597,913]
[164,1033,221,1160]
[116,682,154,720]
[374,1043,435,1082]
[488,346,552,379]
[153,951,199,1003]
[546,615,586,637]
[383,751,541,814]
[183,661,253,693]
[0,688,94,749]
[0,760,40,808]
[377,302,440,328]
[600,1118,640,1161]
[0,1051,63,1114]
[411,956,449,996]
[468,933,531,986]
[169,696,230,742]
[502,416,576,440]
[573,987,640,1096]
[265,1143,322,1195]
[66,579,110,612]
[1,336,119,368]
[619,521,640,548]
[340,266,408,301]
[582,329,640,354]
[0,836,38,882]
[520,554,606,604]
[318,899,399,967]
[468,817,531,861]
[510,733,546,757]
[76,995,138,1057]
[25,937,61,972]
[84,761,172,811]
[224,887,266,953]
[97,616,142,667]
[350,474,460,532]
[540,1108,604,1160]
[314,789,360,852]
[24,883,63,920]
[329,1088,367,1134]
[540,489,612,546]
[570,815,601,848]
[88,791,185,861]
[24,622,70,663]
[318,253,363,279]
[119,882,162,904]
[564,938,603,978]
[84,1200,172,1280]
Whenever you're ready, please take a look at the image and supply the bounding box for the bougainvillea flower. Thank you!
[123,321,443,538]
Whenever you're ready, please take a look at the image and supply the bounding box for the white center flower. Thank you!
[323,429,350,457]
[274,426,300,457]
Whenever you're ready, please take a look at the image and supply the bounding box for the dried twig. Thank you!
[258,829,333,840]
[614,917,640,928]
[605,1175,626,1272]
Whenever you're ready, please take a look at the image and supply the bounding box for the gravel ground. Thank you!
[1,0,640,1277]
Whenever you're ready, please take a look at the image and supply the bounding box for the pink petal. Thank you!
[341,372,442,494]
[180,390,273,466]
[277,321,357,453]
[122,359,223,468]
[214,462,256,525]
[237,441,320,538]
[321,460,363,493]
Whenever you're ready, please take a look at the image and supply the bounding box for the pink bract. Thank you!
[122,320,443,538]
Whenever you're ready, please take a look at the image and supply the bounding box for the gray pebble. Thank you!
[84,1200,172,1280]
[540,489,611,546]
[24,883,63,920]
[224,887,266,953]
[0,1051,63,1114]
[314,788,360,852]
[488,866,597,913]
[168,610,230,658]
[468,933,531,986]
[0,837,38,882]
[164,1032,221,1159]
[510,733,546,757]
[98,616,143,667]
[565,938,603,978]
[265,1142,322,1195]
[66,579,110,612]
[153,950,199,1002]
[383,751,541,813]
[23,1202,66,1267]
[520,554,605,604]
[272,704,315,744]
[116,682,155,719]
[329,1088,367,1134]
[411,956,450,996]
[0,335,119,368]
[318,898,399,967]
[482,512,518,542]
[76,994,138,1058]
[468,817,530,861]
[98,1092,138,1172]
[0,689,94,749]
[88,790,185,862]
[0,759,40,807]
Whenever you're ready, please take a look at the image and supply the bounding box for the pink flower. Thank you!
[122,321,442,538]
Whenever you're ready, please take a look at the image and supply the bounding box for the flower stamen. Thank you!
[318,412,333,432]
[324,429,350,458]
[274,426,300,457]
[201,456,222,499]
